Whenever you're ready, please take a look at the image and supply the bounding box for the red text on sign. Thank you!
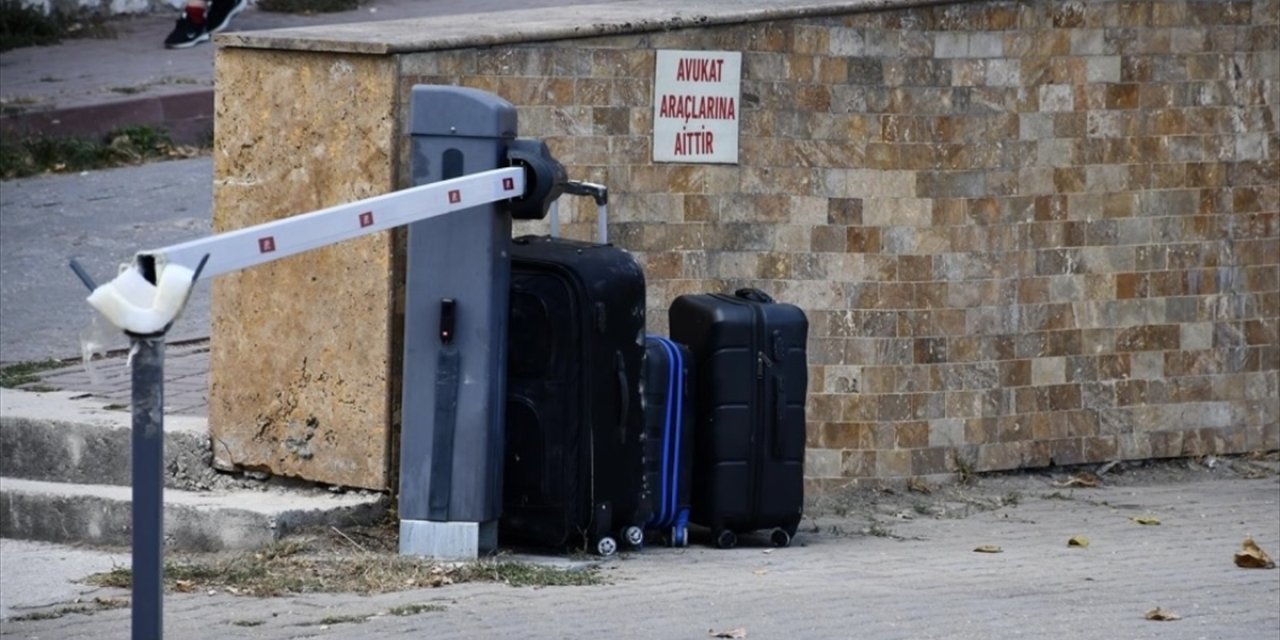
[658,94,736,123]
[676,57,725,82]
[673,129,714,156]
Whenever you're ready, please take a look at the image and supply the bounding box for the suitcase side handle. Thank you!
[734,287,774,304]
[615,351,630,444]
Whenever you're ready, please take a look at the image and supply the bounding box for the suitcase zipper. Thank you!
[749,301,769,531]
[712,293,770,530]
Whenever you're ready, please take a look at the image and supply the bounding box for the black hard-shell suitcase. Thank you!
[501,234,648,556]
[668,288,808,549]
[641,335,694,547]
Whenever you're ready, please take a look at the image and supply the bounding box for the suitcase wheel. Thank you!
[671,526,688,548]
[770,527,792,548]
[714,530,737,550]
[623,526,645,548]
[595,536,618,557]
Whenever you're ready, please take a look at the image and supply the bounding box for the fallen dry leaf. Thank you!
[1054,473,1100,488]
[1145,607,1181,621]
[752,569,768,576]
[173,580,197,593]
[709,628,747,638]
[973,545,1003,553]
[1234,536,1277,569]
[1068,535,1090,548]
[1131,516,1161,526]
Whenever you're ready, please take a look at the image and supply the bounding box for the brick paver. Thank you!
[22,340,210,417]
[3,475,1277,639]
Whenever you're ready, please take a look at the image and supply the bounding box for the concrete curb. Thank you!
[0,389,389,552]
[0,90,214,145]
[0,389,215,490]
[0,477,388,552]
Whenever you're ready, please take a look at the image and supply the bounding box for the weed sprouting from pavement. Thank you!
[301,614,372,626]
[388,603,446,616]
[0,0,118,51]
[953,452,978,486]
[0,358,66,387]
[1042,491,1076,501]
[865,521,894,538]
[8,598,127,621]
[0,126,205,179]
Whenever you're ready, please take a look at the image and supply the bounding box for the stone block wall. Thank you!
[397,0,1278,489]
[214,0,1277,491]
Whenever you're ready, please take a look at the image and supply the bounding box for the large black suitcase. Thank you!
[501,234,648,556]
[641,335,694,547]
[668,288,808,549]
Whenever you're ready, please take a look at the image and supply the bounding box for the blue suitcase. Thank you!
[641,335,694,547]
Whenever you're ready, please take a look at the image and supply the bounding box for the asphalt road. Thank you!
[0,157,214,364]
[0,0,643,366]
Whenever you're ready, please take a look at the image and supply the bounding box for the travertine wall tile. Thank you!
[211,50,398,490]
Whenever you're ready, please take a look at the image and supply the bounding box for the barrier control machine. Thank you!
[71,86,581,640]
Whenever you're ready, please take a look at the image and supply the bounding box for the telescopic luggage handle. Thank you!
[548,180,609,243]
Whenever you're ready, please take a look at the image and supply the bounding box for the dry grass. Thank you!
[86,537,603,597]
[8,597,127,621]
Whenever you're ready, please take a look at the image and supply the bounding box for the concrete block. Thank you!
[1,390,214,490]
[400,520,497,560]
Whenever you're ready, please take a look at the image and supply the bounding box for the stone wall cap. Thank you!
[216,0,949,54]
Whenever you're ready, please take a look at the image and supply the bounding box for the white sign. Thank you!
[652,49,742,164]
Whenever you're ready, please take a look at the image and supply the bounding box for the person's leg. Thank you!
[205,0,249,35]
[163,0,210,49]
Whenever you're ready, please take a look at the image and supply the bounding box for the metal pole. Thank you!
[130,334,165,640]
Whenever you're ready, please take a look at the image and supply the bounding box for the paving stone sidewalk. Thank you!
[20,340,210,416]
[2,474,1277,639]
